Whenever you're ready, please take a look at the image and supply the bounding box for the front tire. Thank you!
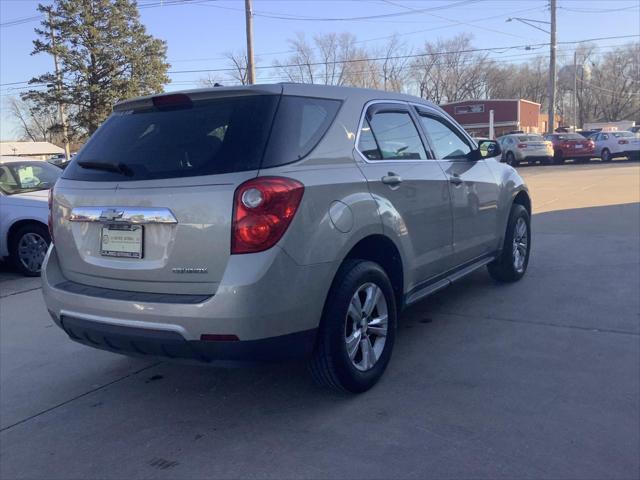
[9,223,50,277]
[601,148,611,162]
[488,204,531,283]
[310,260,397,393]
[506,152,519,167]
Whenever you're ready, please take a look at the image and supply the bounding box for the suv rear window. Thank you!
[63,94,340,182]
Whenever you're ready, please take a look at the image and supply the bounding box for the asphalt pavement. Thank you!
[1,161,639,480]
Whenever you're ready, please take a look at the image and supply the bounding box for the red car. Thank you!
[543,133,595,164]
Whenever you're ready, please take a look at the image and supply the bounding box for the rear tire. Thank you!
[488,204,531,283]
[309,260,397,393]
[601,148,611,162]
[9,223,50,277]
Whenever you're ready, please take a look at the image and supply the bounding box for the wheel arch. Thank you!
[512,189,532,216]
[7,218,49,247]
[339,234,405,312]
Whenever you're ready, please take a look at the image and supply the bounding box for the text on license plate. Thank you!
[100,226,143,258]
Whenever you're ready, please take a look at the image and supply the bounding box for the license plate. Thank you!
[100,225,143,258]
[575,144,583,149]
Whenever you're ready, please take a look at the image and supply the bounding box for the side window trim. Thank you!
[414,109,474,161]
[354,100,433,163]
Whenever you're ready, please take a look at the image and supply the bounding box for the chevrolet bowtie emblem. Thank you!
[99,209,125,221]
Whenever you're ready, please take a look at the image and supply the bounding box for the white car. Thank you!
[592,131,640,162]
[0,156,61,275]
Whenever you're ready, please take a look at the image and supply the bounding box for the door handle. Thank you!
[381,172,403,186]
[449,174,463,186]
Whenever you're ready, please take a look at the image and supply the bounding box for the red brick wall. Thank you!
[441,100,519,124]
[519,101,540,128]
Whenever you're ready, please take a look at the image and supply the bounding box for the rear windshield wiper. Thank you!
[77,160,134,177]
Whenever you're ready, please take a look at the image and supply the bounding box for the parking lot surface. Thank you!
[1,162,639,479]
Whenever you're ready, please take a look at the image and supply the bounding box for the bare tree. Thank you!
[590,43,640,121]
[225,50,251,85]
[273,32,367,86]
[198,73,225,88]
[6,96,63,143]
[411,34,491,103]
[378,35,411,92]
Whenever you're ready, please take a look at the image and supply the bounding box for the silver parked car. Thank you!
[42,84,531,393]
[498,133,554,166]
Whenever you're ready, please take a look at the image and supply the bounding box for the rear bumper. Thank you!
[42,244,336,361]
[58,315,317,364]
[564,151,594,158]
[518,155,552,163]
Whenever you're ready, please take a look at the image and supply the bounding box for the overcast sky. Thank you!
[1,0,639,140]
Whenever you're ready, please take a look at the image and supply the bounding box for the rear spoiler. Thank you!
[114,84,283,112]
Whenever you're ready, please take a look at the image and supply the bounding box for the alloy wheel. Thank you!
[512,217,528,273]
[344,282,388,372]
[17,232,48,274]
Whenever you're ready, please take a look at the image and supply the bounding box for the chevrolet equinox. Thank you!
[43,84,531,393]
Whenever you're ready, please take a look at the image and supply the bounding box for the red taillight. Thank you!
[618,139,629,144]
[517,143,527,149]
[231,177,304,254]
[48,188,54,243]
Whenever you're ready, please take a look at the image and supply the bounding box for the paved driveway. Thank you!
[1,162,638,479]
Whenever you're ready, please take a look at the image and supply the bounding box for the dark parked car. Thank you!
[543,133,596,164]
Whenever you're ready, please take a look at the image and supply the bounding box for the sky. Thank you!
[1,0,639,140]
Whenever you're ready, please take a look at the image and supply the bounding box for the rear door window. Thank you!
[63,95,280,182]
[359,111,427,161]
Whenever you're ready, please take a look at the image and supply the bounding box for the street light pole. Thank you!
[244,0,256,85]
[506,5,557,133]
[548,0,557,133]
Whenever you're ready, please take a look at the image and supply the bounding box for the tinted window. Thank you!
[358,119,382,160]
[613,131,634,138]
[517,135,543,142]
[63,95,280,182]
[262,96,341,168]
[0,162,61,195]
[555,133,584,140]
[362,112,427,160]
[419,115,471,160]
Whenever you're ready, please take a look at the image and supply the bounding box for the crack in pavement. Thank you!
[0,362,161,433]
[436,310,640,336]
[0,286,42,299]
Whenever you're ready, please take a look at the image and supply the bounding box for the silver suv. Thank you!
[43,84,531,393]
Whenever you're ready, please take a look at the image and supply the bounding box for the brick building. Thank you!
[440,99,545,138]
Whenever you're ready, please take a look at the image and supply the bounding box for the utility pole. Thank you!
[244,0,256,85]
[49,10,71,161]
[573,50,578,131]
[548,0,557,133]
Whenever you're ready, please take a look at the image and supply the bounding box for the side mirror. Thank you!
[477,140,501,159]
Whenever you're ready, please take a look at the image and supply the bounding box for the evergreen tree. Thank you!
[24,0,170,135]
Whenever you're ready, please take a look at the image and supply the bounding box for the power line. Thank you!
[168,4,545,64]
[166,35,640,75]
[576,77,640,96]
[194,0,484,22]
